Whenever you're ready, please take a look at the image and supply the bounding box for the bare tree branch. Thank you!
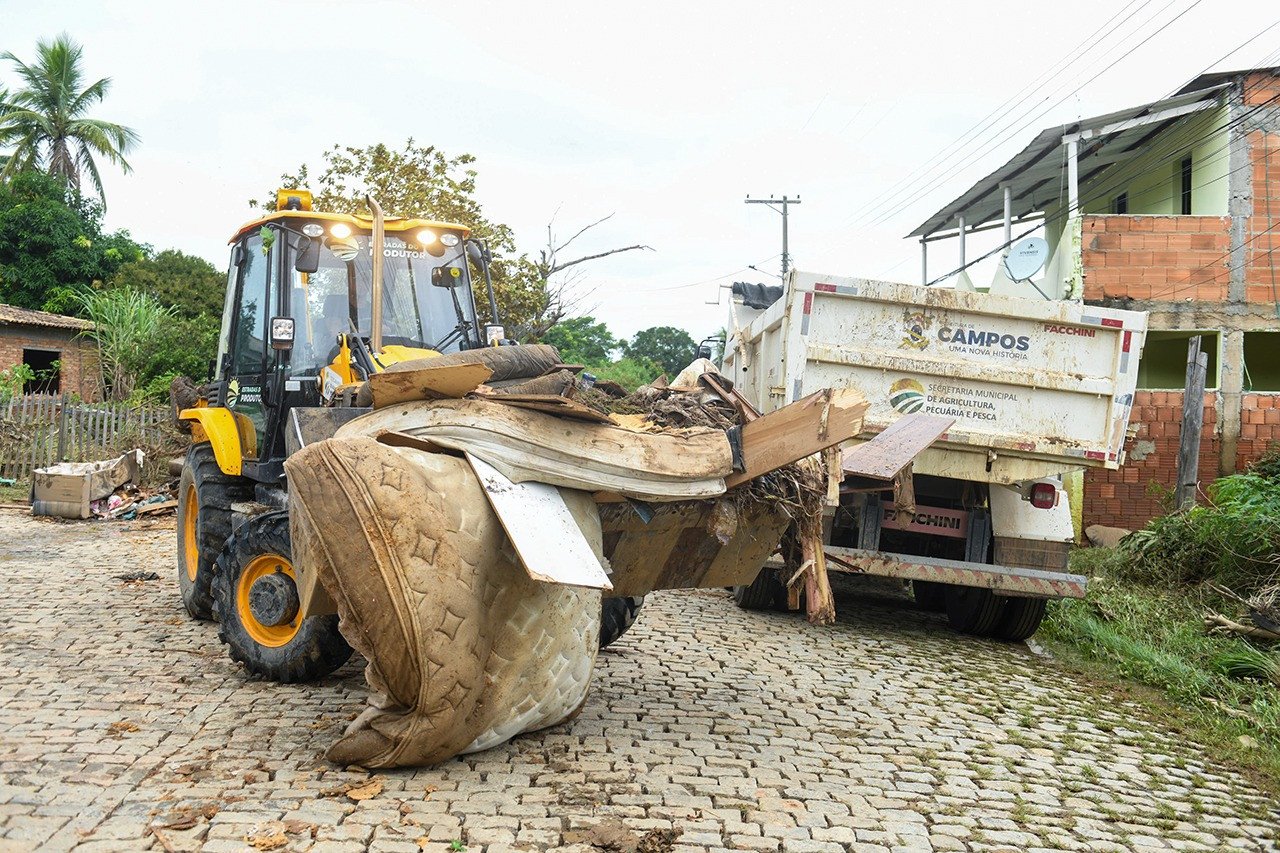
[550,244,653,276]
[554,213,615,255]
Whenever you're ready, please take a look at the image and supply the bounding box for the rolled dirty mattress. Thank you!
[285,435,601,768]
[338,398,733,501]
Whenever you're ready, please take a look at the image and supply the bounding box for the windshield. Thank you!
[287,231,477,375]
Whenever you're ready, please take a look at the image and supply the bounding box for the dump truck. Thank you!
[721,270,1148,640]
[175,192,906,767]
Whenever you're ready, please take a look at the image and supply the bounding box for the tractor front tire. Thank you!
[212,511,353,683]
[600,596,645,649]
[177,444,252,620]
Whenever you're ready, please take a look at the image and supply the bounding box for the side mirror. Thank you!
[295,238,321,274]
[696,344,713,360]
[270,316,295,351]
[231,244,246,267]
[432,266,464,288]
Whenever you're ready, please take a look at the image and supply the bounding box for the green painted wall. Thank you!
[1080,105,1229,216]
[1136,330,1222,390]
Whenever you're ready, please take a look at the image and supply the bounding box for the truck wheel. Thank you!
[177,444,251,620]
[733,567,783,610]
[600,596,645,648]
[912,580,947,612]
[945,585,1005,636]
[993,596,1047,641]
[212,511,353,683]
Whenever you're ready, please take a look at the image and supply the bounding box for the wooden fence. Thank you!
[0,394,170,481]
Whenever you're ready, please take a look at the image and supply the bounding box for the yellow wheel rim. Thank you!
[237,554,301,647]
[181,483,200,582]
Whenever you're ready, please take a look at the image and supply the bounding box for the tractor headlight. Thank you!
[417,229,438,246]
[330,223,352,239]
[301,223,324,238]
[440,233,460,247]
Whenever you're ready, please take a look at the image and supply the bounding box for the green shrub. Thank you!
[1117,469,1280,593]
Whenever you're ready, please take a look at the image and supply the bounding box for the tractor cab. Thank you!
[211,189,497,472]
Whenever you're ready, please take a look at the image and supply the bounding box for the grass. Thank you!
[1040,545,1280,788]
[0,480,28,503]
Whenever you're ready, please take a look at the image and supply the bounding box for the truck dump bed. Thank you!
[722,271,1149,484]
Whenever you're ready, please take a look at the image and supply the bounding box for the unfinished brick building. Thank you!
[0,304,97,400]
[913,67,1280,530]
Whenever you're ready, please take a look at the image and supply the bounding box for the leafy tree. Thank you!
[541,316,618,364]
[587,356,662,390]
[109,249,225,320]
[256,140,530,323]
[621,326,697,377]
[74,288,171,400]
[0,34,139,202]
[135,314,220,402]
[0,171,145,311]
[256,140,649,341]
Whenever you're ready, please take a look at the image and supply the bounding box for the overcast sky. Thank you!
[3,1,1277,342]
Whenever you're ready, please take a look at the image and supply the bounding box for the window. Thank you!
[22,348,60,394]
[233,230,272,375]
[1111,192,1128,214]
[1180,157,1193,215]
[1244,331,1280,391]
[1136,330,1220,390]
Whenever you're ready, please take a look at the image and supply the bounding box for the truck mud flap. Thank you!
[822,545,1087,600]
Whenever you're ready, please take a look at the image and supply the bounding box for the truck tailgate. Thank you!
[723,271,1148,484]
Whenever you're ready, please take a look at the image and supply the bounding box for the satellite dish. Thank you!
[1003,237,1049,282]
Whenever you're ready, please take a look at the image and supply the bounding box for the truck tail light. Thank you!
[1030,482,1057,509]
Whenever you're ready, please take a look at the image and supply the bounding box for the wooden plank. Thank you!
[367,362,493,408]
[465,453,612,590]
[700,373,761,423]
[135,500,178,515]
[1175,335,1206,510]
[723,388,868,490]
[840,414,954,481]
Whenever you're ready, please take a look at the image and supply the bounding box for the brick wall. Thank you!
[1247,129,1280,303]
[1081,215,1231,303]
[1082,390,1218,530]
[0,326,97,400]
[1237,393,1280,470]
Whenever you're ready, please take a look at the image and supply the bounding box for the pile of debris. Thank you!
[91,482,177,520]
[283,347,866,768]
[31,449,177,520]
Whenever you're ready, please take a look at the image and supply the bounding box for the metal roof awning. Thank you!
[909,83,1230,239]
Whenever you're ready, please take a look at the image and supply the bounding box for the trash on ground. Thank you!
[32,450,143,519]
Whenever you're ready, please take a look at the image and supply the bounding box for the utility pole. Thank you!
[745,195,801,279]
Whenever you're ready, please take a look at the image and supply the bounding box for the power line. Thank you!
[846,0,1155,227]
[923,76,1280,287]
[872,0,1208,229]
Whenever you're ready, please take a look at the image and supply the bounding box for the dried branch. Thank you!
[1205,697,1262,727]
[1203,612,1280,642]
[554,213,615,255]
[549,244,654,276]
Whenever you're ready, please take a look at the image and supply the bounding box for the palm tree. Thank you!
[0,34,139,202]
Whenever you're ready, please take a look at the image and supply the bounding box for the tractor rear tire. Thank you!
[600,596,645,649]
[212,511,353,683]
[992,596,1048,641]
[177,444,252,620]
[944,585,1005,636]
[733,567,784,610]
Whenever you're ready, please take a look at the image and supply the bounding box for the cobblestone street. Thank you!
[1,508,1278,852]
